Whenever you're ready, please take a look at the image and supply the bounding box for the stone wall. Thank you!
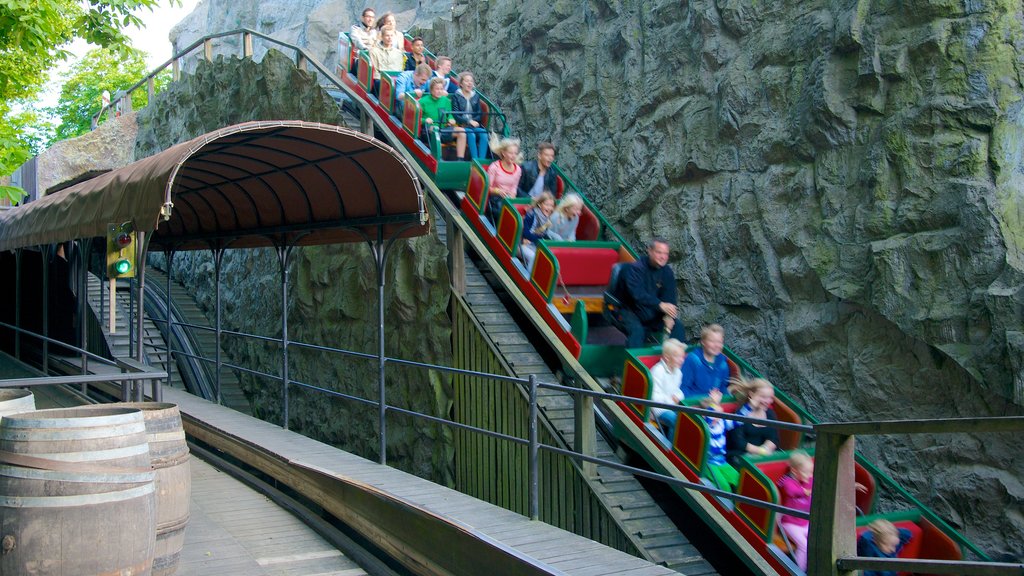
[137,49,454,483]
[415,0,1024,554]
[169,0,1024,554]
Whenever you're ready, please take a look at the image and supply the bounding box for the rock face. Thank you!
[421,0,1024,555]
[170,0,1024,554]
[36,112,139,193]
[136,49,454,483]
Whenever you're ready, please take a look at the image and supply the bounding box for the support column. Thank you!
[213,248,224,405]
[14,249,21,359]
[372,240,388,465]
[278,246,293,430]
[446,212,466,295]
[78,240,91,382]
[808,431,858,576]
[574,387,596,479]
[135,231,147,401]
[165,250,175,393]
[40,245,50,375]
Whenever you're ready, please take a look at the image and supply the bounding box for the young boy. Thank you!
[650,339,686,440]
[701,388,739,490]
[857,519,914,576]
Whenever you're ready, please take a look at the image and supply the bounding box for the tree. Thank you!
[0,0,176,203]
[50,47,170,141]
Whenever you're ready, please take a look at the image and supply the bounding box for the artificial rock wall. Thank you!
[171,0,1024,553]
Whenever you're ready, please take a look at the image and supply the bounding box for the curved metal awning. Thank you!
[0,121,428,252]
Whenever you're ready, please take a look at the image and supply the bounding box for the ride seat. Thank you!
[603,262,627,332]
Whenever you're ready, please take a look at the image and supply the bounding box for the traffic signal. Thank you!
[106,222,136,278]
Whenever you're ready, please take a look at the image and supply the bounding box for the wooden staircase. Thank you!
[435,216,716,575]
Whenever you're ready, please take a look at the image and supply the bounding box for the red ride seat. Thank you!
[551,247,619,287]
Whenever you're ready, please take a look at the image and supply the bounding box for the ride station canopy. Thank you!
[0,121,428,252]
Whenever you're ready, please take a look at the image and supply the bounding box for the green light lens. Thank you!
[114,259,132,275]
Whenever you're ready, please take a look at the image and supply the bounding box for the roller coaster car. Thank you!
[733,451,877,546]
[855,510,964,573]
[618,348,806,476]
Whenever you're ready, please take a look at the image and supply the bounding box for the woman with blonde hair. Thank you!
[547,193,583,241]
[725,377,779,464]
[485,136,522,218]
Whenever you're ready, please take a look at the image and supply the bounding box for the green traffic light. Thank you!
[114,259,132,275]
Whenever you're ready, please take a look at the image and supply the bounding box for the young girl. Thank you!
[725,377,780,465]
[520,192,555,272]
[777,450,813,571]
[856,519,914,576]
[547,193,583,241]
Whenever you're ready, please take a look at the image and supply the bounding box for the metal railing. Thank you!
[0,321,167,400]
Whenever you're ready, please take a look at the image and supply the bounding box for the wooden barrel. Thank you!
[0,390,34,421]
[117,403,190,576]
[0,407,155,576]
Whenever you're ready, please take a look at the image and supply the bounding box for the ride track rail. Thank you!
[100,27,1015,576]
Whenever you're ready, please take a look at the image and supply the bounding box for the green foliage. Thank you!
[0,0,176,175]
[50,47,169,141]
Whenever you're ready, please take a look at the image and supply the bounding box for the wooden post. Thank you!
[172,58,180,81]
[574,392,596,478]
[446,213,466,295]
[108,278,117,334]
[243,32,253,57]
[296,54,308,71]
[147,77,155,102]
[808,431,858,576]
[204,38,213,62]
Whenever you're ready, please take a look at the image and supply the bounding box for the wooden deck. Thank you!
[163,386,680,576]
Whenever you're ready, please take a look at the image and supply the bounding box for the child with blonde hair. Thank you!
[856,518,913,576]
[777,450,813,571]
[650,339,686,439]
[547,193,583,241]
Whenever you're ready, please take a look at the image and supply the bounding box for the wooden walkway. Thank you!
[182,457,368,576]
[163,386,680,576]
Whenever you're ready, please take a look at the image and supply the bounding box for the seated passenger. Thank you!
[725,377,779,465]
[520,191,555,272]
[394,63,431,116]
[547,193,583,241]
[650,338,686,439]
[612,238,686,348]
[857,519,914,576]
[680,323,730,397]
[350,7,377,50]
[369,26,405,91]
[518,142,558,199]
[432,56,458,93]
[486,137,522,218]
[777,450,813,572]
[375,11,403,49]
[450,72,489,160]
[701,388,738,491]
[420,78,466,160]
[405,37,427,70]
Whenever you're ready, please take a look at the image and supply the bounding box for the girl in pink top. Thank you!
[777,450,813,571]
[485,137,522,219]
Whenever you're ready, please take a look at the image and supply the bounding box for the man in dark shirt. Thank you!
[517,142,558,198]
[615,238,685,347]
